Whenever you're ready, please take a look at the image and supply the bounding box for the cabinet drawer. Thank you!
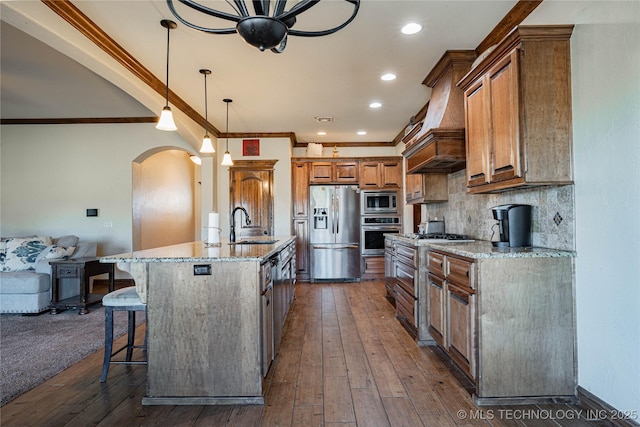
[384,238,395,252]
[57,266,79,278]
[394,261,415,297]
[396,244,417,268]
[362,256,384,276]
[428,251,445,277]
[395,285,416,325]
[447,256,474,289]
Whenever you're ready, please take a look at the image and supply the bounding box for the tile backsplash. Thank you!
[422,170,575,251]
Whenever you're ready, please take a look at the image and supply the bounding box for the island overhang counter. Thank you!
[100,236,296,406]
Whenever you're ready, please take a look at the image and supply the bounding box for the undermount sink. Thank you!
[228,239,278,245]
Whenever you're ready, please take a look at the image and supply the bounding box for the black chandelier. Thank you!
[166,0,360,53]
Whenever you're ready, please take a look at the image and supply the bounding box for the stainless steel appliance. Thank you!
[361,190,398,214]
[361,216,402,256]
[310,185,361,281]
[491,204,532,248]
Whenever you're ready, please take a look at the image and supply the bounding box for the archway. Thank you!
[132,147,200,250]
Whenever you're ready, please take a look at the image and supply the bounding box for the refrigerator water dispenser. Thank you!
[313,208,328,229]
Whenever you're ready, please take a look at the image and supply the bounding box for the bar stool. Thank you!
[100,286,147,382]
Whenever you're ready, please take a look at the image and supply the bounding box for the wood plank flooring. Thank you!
[1,281,612,426]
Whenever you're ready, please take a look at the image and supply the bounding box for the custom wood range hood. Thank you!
[403,51,477,174]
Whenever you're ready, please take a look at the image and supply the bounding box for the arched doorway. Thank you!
[132,147,200,250]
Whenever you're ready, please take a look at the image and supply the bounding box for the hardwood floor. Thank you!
[1,281,611,426]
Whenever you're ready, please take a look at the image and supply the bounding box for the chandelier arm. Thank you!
[232,0,251,17]
[251,0,271,16]
[167,0,239,33]
[270,32,287,53]
[287,0,359,37]
[276,0,319,23]
[274,0,287,16]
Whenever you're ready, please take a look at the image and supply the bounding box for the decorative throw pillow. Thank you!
[35,245,76,262]
[2,236,52,271]
[0,238,7,270]
[54,235,80,247]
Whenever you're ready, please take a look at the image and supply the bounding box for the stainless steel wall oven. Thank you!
[361,216,402,256]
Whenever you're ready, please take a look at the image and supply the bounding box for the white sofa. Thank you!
[0,235,97,314]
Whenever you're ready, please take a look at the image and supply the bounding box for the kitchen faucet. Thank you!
[230,206,251,242]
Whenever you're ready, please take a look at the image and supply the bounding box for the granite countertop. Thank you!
[387,234,576,259]
[100,236,296,263]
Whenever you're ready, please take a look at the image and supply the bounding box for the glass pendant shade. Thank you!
[221,151,234,166]
[157,20,177,131]
[221,98,233,166]
[156,106,177,131]
[190,155,202,165]
[200,135,214,153]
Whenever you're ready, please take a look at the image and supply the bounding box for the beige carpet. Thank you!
[0,306,141,405]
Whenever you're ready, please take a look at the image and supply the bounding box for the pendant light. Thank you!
[199,69,215,153]
[221,98,234,166]
[156,19,177,131]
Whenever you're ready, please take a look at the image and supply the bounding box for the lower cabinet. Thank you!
[293,219,309,281]
[361,255,384,280]
[427,248,576,405]
[427,250,476,380]
[427,273,446,346]
[384,239,396,302]
[386,236,433,345]
[260,259,274,377]
[446,282,476,380]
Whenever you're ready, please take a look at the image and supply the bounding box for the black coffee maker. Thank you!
[491,204,532,248]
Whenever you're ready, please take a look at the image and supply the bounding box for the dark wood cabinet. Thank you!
[230,160,275,238]
[427,250,476,379]
[309,161,358,184]
[359,160,402,189]
[405,173,448,204]
[292,161,310,280]
[292,162,309,218]
[459,25,574,193]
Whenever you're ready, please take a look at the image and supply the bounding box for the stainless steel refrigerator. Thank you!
[309,185,361,281]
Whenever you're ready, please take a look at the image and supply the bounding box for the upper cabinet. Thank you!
[309,161,358,184]
[359,159,402,189]
[458,25,574,194]
[292,162,309,218]
[405,173,448,204]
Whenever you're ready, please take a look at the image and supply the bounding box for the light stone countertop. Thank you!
[387,234,576,259]
[100,236,296,263]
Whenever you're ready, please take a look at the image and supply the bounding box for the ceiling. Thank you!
[0,1,585,151]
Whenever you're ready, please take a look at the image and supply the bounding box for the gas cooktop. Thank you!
[412,233,474,243]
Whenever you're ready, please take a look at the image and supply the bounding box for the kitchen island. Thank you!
[101,236,296,406]
[385,234,577,405]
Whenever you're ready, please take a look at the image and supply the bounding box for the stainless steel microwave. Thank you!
[361,191,398,214]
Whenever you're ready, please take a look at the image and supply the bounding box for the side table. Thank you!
[49,257,115,314]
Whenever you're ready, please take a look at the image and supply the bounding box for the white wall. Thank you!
[571,20,640,414]
[0,123,194,255]
[524,1,640,414]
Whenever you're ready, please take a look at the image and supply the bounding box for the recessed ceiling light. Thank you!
[317,131,327,136]
[401,23,422,35]
[369,102,382,109]
[381,73,396,81]
[357,131,367,136]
